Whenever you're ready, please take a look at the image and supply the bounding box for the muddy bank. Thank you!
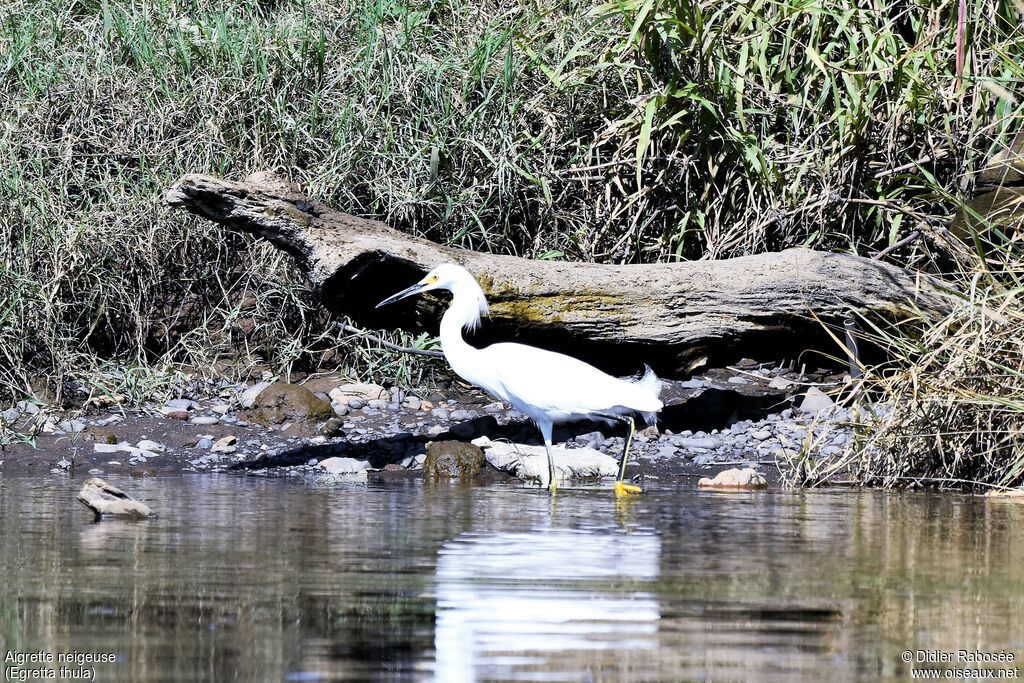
[0,361,855,486]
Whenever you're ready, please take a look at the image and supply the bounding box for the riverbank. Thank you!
[0,360,855,487]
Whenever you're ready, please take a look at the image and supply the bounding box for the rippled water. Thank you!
[1,474,1023,682]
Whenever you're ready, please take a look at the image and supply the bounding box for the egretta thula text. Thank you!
[376,263,663,495]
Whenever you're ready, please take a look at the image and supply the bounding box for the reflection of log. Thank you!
[165,172,953,375]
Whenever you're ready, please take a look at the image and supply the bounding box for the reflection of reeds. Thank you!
[2,479,1024,680]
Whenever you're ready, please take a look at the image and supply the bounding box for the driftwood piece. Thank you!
[165,172,953,374]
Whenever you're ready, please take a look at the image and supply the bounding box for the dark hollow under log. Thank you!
[164,172,954,376]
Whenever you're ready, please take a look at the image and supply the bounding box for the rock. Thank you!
[751,429,772,441]
[698,467,768,491]
[473,436,618,487]
[431,408,450,420]
[1,407,20,424]
[768,376,792,390]
[212,404,231,415]
[449,409,474,421]
[238,381,272,408]
[56,459,71,470]
[195,437,214,449]
[211,436,237,453]
[318,457,370,480]
[136,439,166,453]
[318,457,370,474]
[331,402,349,417]
[403,396,422,410]
[727,376,748,384]
[653,445,677,459]
[799,387,835,414]
[58,419,86,434]
[674,437,718,450]
[368,399,389,409]
[240,383,334,430]
[575,431,606,448]
[16,400,40,415]
[328,383,386,403]
[427,425,446,436]
[347,399,365,410]
[76,478,154,519]
[319,418,345,437]
[166,410,189,420]
[93,443,123,454]
[423,441,486,479]
[165,398,196,411]
[190,416,220,425]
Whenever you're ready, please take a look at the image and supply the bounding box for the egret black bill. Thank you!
[376,282,426,308]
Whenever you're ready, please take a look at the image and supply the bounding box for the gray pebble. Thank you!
[674,437,718,450]
[348,399,365,410]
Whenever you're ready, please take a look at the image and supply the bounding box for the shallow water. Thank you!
[1,475,1022,682]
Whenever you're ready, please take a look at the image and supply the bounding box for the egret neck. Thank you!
[438,287,489,390]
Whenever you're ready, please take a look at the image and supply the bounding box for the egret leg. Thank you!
[539,420,557,494]
[614,416,642,496]
[595,413,643,497]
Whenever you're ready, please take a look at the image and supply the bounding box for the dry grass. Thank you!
[2,0,1024,488]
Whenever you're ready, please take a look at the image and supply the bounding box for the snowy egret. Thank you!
[376,263,663,495]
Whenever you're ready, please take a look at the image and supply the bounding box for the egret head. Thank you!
[376,263,489,328]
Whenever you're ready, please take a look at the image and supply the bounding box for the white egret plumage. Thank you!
[376,263,663,495]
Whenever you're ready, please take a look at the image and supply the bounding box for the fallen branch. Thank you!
[165,172,955,374]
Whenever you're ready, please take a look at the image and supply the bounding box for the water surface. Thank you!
[1,475,1022,681]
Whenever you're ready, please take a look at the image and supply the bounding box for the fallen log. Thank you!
[165,172,953,375]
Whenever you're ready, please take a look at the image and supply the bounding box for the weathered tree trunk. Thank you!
[165,172,953,375]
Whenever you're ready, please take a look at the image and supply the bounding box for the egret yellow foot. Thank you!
[548,480,558,494]
[614,481,643,497]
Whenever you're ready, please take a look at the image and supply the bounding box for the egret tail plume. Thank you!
[623,365,663,425]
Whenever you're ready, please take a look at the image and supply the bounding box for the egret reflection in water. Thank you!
[434,528,661,680]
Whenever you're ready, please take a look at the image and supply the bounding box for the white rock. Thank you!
[238,381,272,408]
[212,404,231,415]
[472,436,618,487]
[165,398,196,411]
[697,467,768,490]
[318,457,371,475]
[332,383,386,402]
[768,376,792,390]
[751,429,772,441]
[799,387,835,414]
[77,478,153,518]
[136,439,166,453]
[94,443,124,453]
[211,436,237,453]
[190,416,220,425]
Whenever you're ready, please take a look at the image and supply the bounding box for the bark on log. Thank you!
[165,172,953,375]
